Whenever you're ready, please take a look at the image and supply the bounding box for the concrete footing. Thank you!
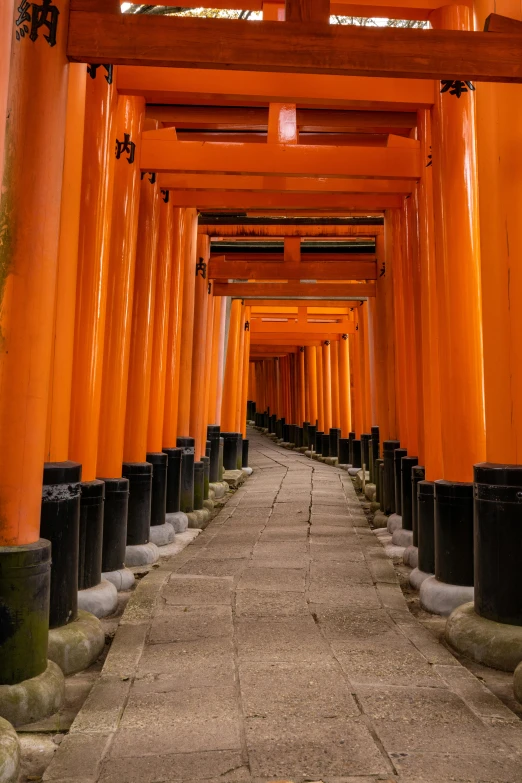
[242,467,253,476]
[372,510,388,529]
[409,567,433,591]
[392,528,413,547]
[102,568,135,591]
[48,610,105,676]
[347,467,359,476]
[364,483,376,502]
[403,545,418,568]
[78,578,118,618]
[149,522,176,547]
[514,663,522,703]
[165,511,188,533]
[222,469,244,488]
[445,602,522,672]
[0,718,20,783]
[387,513,402,534]
[125,542,160,567]
[0,661,64,728]
[419,575,474,616]
[209,481,228,499]
[324,457,338,466]
[187,508,211,529]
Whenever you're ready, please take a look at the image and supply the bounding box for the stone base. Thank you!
[203,499,214,512]
[403,544,418,568]
[77,579,118,619]
[242,467,253,476]
[102,567,135,591]
[445,603,522,672]
[373,510,388,529]
[385,543,406,561]
[370,501,380,513]
[165,511,189,533]
[324,457,338,466]
[409,567,433,591]
[125,542,160,567]
[337,463,350,471]
[0,661,64,728]
[387,513,402,534]
[48,610,105,676]
[149,522,176,547]
[0,718,20,783]
[364,482,376,502]
[420,575,474,617]
[187,508,211,529]
[305,450,313,458]
[222,469,244,488]
[209,481,228,499]
[514,662,522,704]
[347,467,360,476]
[392,528,413,547]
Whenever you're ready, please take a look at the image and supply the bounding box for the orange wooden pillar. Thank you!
[417,109,443,482]
[316,344,325,432]
[298,347,306,425]
[69,69,116,482]
[202,288,216,446]
[239,307,252,439]
[222,299,243,431]
[163,208,186,448]
[339,334,352,438]
[190,234,211,459]
[207,296,227,426]
[375,230,397,442]
[401,200,420,458]
[306,347,318,427]
[96,95,144,571]
[46,64,87,462]
[234,305,247,437]
[322,341,332,434]
[0,0,70,687]
[176,209,199,439]
[0,0,14,188]
[430,5,486,483]
[122,168,160,546]
[352,315,364,437]
[474,0,522,464]
[330,341,341,429]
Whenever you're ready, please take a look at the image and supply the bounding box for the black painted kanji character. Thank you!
[245,321,250,332]
[196,258,207,279]
[87,64,114,84]
[15,0,31,40]
[161,189,169,203]
[440,80,475,98]
[30,0,59,47]
[115,133,136,164]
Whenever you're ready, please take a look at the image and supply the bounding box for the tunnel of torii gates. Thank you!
[3,0,522,733]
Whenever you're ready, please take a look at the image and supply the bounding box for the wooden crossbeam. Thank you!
[199,225,382,237]
[209,259,377,279]
[167,191,403,209]
[251,320,355,334]
[68,13,522,83]
[248,299,365,307]
[159,174,414,195]
[252,334,342,344]
[213,281,375,297]
[141,137,421,180]
[285,0,330,23]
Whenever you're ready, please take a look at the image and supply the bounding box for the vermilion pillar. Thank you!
[339,334,352,437]
[0,0,69,689]
[240,307,252,438]
[322,341,333,434]
[46,63,87,462]
[374,231,397,442]
[190,234,210,458]
[298,347,306,425]
[316,345,324,432]
[388,210,408,448]
[430,4,486,482]
[69,68,117,481]
[306,346,318,426]
[352,315,364,437]
[208,296,227,426]
[330,341,341,428]
[163,208,186,448]
[176,209,198,438]
[222,299,243,431]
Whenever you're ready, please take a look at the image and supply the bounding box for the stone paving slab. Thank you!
[43,429,522,783]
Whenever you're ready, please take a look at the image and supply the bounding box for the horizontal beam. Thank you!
[159,174,414,195]
[142,137,421,180]
[251,334,341,344]
[249,299,364,307]
[251,321,355,334]
[68,14,522,83]
[147,106,417,134]
[200,225,383,237]
[167,191,403,209]
[213,281,375,297]
[209,259,377,279]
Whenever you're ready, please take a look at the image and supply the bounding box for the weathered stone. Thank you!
[0,661,64,728]
[0,718,20,783]
[445,602,522,672]
[48,610,105,675]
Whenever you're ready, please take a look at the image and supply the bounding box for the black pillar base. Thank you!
[361,434,371,471]
[147,452,168,528]
[401,455,419,531]
[393,448,408,516]
[370,426,380,483]
[99,476,129,574]
[315,430,324,454]
[207,425,221,483]
[378,460,384,506]
[163,447,182,514]
[0,540,51,685]
[329,428,341,458]
[307,424,316,450]
[236,434,243,469]
[339,438,350,465]
[194,461,205,510]
[411,466,425,547]
[383,440,401,515]
[474,463,522,625]
[221,432,240,471]
[418,480,435,575]
[352,439,362,469]
[122,463,152,546]
[78,479,105,590]
[434,480,474,587]
[321,434,330,458]
[242,439,249,468]
[176,437,195,513]
[41,462,81,628]
[202,456,210,499]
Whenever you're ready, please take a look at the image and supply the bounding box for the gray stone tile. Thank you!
[236,616,332,662]
[177,559,250,577]
[237,566,306,592]
[149,605,233,643]
[391,750,522,782]
[99,750,250,783]
[43,733,111,781]
[307,582,381,608]
[162,575,233,606]
[136,637,235,689]
[235,590,309,617]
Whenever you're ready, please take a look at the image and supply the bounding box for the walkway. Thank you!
[44,430,522,783]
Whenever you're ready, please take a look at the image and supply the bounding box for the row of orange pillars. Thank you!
[0,63,258,724]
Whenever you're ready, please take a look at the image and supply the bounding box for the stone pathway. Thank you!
[44,430,522,783]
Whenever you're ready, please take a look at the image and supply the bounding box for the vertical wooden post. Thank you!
[234,304,247,432]
[322,341,332,434]
[240,306,251,438]
[339,334,352,437]
[374,230,397,442]
[190,234,210,458]
[352,313,364,437]
[69,68,117,481]
[207,296,227,426]
[46,63,87,462]
[330,340,341,428]
[430,4,486,481]
[147,194,175,454]
[97,95,145,479]
[306,346,318,426]
[316,344,324,431]
[0,0,69,545]
[163,208,186,448]
[298,347,306,425]
[176,209,198,437]
[222,299,243,431]
[388,209,408,447]
[201,287,215,451]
